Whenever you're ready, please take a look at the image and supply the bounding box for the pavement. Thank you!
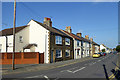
[1,56,92,75]
[2,53,119,80]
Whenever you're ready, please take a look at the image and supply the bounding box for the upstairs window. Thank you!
[77,41,80,47]
[56,49,62,58]
[65,50,70,57]
[65,38,70,45]
[19,36,23,43]
[55,36,62,44]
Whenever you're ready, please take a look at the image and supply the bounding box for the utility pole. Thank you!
[12,0,16,70]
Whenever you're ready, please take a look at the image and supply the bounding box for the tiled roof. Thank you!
[33,20,71,38]
[0,25,28,36]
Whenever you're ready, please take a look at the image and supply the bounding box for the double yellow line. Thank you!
[109,55,119,80]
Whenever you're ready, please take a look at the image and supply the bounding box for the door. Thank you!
[51,50,53,63]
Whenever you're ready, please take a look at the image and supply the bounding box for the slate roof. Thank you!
[60,30,100,46]
[61,30,90,42]
[33,19,71,38]
[0,25,28,36]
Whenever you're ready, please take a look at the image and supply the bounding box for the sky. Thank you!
[2,2,118,48]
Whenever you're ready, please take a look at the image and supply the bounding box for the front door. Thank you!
[51,50,53,63]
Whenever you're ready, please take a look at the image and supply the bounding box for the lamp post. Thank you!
[12,0,16,70]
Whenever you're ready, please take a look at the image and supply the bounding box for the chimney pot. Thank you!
[65,26,72,33]
[43,17,52,27]
[85,35,89,40]
[76,33,82,37]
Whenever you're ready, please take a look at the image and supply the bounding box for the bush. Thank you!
[116,45,120,52]
[102,49,105,52]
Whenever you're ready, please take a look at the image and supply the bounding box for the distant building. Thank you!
[100,44,110,53]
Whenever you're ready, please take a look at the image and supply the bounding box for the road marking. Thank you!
[26,75,40,78]
[60,67,78,72]
[98,60,101,62]
[72,67,86,73]
[67,70,73,73]
[44,75,50,80]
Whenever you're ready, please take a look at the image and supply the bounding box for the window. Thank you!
[65,38,70,45]
[77,49,79,55]
[19,36,23,43]
[77,41,79,47]
[55,36,62,44]
[65,50,70,57]
[56,49,62,58]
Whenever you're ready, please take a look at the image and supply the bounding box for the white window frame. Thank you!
[65,38,70,45]
[65,50,70,57]
[56,49,62,58]
[55,36,62,44]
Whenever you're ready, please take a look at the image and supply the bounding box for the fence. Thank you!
[0,52,44,64]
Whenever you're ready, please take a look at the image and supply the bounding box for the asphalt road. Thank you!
[2,53,119,80]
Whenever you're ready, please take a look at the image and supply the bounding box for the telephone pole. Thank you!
[12,0,16,70]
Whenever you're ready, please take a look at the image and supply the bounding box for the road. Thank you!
[2,53,119,80]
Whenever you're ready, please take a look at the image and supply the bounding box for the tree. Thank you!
[102,49,105,52]
[116,45,120,52]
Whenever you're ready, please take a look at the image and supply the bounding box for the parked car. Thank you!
[98,52,103,56]
[102,52,107,56]
[92,53,100,58]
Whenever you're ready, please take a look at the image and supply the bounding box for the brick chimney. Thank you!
[90,38,93,42]
[43,17,52,27]
[65,26,72,33]
[85,35,89,40]
[76,33,82,37]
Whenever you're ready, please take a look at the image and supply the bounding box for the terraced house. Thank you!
[0,18,74,63]
[61,27,92,59]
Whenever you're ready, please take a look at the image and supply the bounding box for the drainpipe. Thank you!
[5,35,8,52]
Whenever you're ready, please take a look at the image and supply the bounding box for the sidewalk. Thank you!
[1,56,93,75]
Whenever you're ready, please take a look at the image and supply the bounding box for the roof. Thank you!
[23,44,37,49]
[61,30,100,46]
[61,30,90,42]
[33,20,71,38]
[0,25,28,36]
[92,41,100,46]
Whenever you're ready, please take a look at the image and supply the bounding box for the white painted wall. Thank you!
[28,20,49,63]
[83,41,90,57]
[0,36,6,52]
[100,44,107,51]
[74,39,82,59]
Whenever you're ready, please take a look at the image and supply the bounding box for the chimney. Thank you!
[65,26,72,33]
[90,38,93,42]
[43,17,52,27]
[76,33,82,37]
[85,35,89,40]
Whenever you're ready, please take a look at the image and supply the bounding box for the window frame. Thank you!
[56,49,62,58]
[65,38,70,45]
[19,36,23,43]
[77,41,80,47]
[65,50,70,57]
[55,36,62,45]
